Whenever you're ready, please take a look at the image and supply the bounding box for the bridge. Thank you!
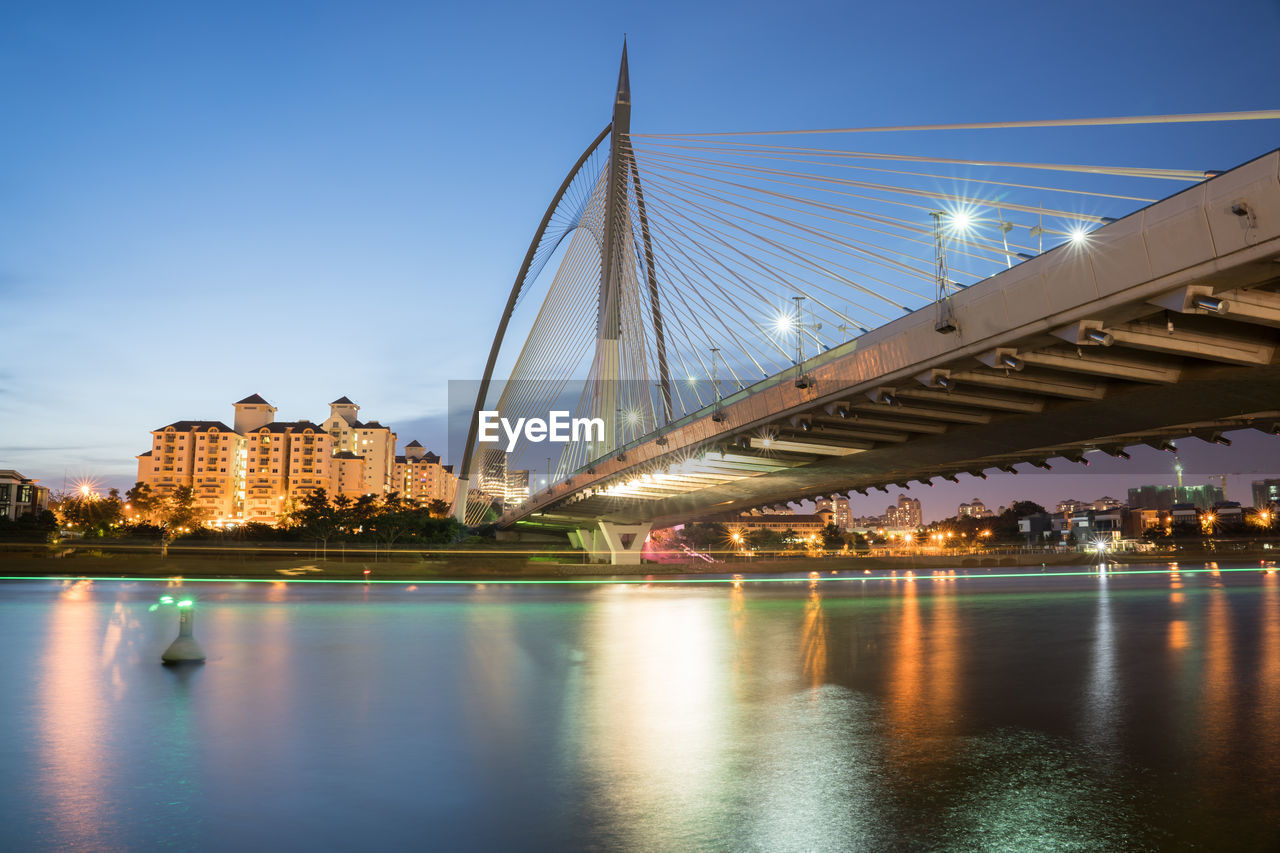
[452,46,1280,563]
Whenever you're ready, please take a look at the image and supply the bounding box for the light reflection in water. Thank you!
[1198,581,1235,784]
[1257,572,1280,770]
[885,579,960,772]
[1082,573,1118,759]
[801,586,828,689]
[580,591,729,850]
[1168,571,1190,651]
[38,580,115,848]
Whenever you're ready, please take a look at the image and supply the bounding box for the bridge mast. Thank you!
[594,43,633,456]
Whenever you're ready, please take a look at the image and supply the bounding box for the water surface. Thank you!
[1,564,1278,851]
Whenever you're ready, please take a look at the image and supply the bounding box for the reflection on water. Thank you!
[39,580,114,849]
[1259,572,1280,768]
[800,586,827,688]
[885,577,960,776]
[2,566,1280,850]
[579,591,731,850]
[1081,571,1117,759]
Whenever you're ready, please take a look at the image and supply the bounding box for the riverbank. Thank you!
[1,541,1274,581]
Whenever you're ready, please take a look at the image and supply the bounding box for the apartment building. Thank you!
[136,420,240,521]
[884,494,922,529]
[957,497,993,518]
[242,421,334,523]
[320,397,396,497]
[394,441,457,507]
[135,394,454,526]
[814,496,851,529]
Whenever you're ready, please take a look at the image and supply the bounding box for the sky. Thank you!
[2,0,1279,520]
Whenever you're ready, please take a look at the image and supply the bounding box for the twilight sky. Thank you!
[2,0,1279,520]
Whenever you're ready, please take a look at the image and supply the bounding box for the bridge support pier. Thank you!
[571,521,652,565]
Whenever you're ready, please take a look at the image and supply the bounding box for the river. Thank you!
[1,562,1277,851]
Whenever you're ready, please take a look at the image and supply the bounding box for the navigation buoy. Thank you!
[155,596,206,664]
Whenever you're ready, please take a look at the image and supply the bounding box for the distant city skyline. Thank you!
[3,1,1279,517]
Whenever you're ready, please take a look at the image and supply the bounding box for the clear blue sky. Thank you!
[2,0,1278,518]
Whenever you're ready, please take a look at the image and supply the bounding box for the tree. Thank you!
[821,522,845,551]
[0,509,57,542]
[366,497,425,550]
[331,494,354,537]
[992,500,1047,541]
[125,482,157,523]
[295,489,338,551]
[54,491,123,537]
[350,494,379,533]
[747,527,783,554]
[426,499,451,519]
[161,486,203,534]
[678,522,727,553]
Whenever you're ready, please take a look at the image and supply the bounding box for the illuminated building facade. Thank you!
[717,507,835,538]
[814,496,851,529]
[394,441,458,507]
[474,448,529,511]
[135,394,453,525]
[884,494,922,529]
[320,397,397,496]
[958,497,993,518]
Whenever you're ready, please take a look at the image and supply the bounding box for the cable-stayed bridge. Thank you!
[452,46,1280,563]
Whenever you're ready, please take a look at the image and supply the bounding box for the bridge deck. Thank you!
[504,149,1280,531]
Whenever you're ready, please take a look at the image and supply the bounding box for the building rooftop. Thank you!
[405,440,423,448]
[330,396,356,406]
[235,394,270,405]
[249,420,325,434]
[156,420,237,433]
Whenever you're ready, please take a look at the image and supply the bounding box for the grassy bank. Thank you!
[1,540,1274,582]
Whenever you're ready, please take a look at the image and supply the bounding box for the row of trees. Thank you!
[285,489,460,547]
[47,483,203,538]
[45,483,461,546]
